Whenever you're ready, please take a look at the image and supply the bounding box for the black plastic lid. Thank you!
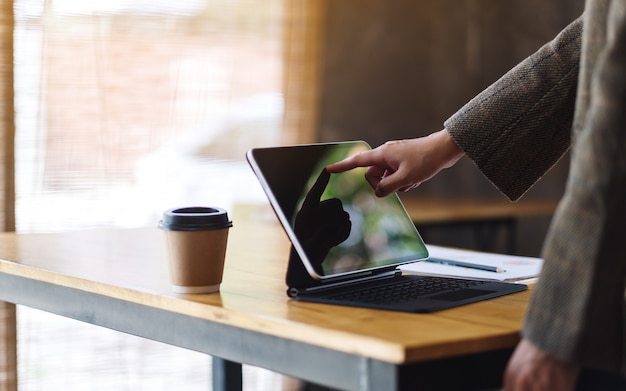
[158,206,233,231]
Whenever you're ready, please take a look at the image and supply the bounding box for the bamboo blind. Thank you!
[3,1,326,389]
[0,0,16,388]
[282,0,327,145]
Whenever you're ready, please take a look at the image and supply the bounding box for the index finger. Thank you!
[326,149,379,173]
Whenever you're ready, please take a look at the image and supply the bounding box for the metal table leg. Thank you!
[212,357,242,391]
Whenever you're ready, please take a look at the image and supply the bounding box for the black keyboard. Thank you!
[326,277,489,305]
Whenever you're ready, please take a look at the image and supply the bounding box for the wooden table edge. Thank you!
[0,257,526,365]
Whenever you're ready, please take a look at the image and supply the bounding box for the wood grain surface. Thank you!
[0,203,531,365]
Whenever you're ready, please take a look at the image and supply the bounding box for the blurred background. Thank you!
[2,0,584,389]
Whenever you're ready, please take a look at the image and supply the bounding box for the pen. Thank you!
[425,257,506,273]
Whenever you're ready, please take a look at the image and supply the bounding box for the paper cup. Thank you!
[159,207,232,293]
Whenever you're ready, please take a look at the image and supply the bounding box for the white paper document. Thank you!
[401,245,543,282]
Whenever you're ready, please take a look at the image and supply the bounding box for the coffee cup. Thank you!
[158,206,233,294]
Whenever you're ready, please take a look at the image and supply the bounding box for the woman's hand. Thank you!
[504,339,580,391]
[326,129,464,197]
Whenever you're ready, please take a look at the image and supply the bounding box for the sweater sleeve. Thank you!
[444,16,583,201]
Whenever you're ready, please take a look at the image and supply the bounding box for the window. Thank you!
[11,1,322,388]
[14,0,286,232]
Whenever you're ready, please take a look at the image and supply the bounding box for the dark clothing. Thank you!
[445,0,626,378]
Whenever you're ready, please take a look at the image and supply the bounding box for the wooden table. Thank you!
[0,204,531,390]
[400,196,559,253]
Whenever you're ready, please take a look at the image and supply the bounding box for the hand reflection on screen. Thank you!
[292,168,351,278]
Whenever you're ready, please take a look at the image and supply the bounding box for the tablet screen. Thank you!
[247,141,428,280]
